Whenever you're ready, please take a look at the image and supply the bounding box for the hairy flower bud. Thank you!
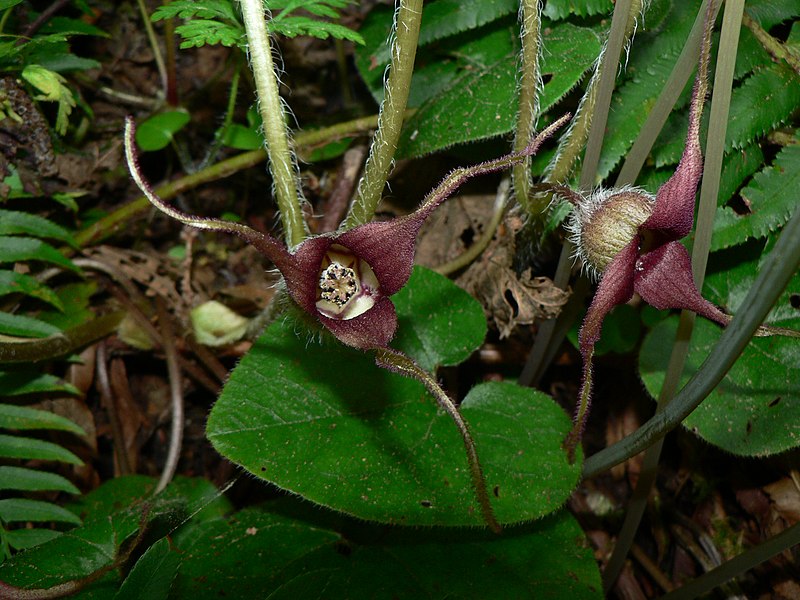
[567,188,655,278]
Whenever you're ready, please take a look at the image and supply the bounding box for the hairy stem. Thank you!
[239,0,306,247]
[344,0,422,228]
[512,0,542,215]
[375,348,501,534]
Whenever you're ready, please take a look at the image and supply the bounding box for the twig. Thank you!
[96,341,133,475]
[135,0,168,99]
[20,0,70,38]
[316,145,367,233]
[742,11,800,77]
[154,297,184,493]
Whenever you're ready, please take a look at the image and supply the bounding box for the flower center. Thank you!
[315,245,380,320]
[319,263,359,306]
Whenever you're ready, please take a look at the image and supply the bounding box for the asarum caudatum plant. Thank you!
[124,114,570,532]
[556,1,798,458]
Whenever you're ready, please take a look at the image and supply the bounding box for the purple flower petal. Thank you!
[579,237,640,356]
[567,237,640,457]
[318,296,398,349]
[335,219,418,295]
[634,241,729,326]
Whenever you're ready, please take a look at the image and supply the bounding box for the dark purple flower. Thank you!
[559,2,797,455]
[124,115,569,351]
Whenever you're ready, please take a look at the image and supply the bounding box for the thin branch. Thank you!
[155,297,184,493]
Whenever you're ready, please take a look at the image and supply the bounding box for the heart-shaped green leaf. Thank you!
[639,245,800,456]
[207,268,579,526]
[173,503,601,599]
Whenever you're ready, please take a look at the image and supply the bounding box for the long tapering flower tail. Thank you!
[566,239,640,462]
[375,347,501,533]
[643,0,717,239]
[124,116,301,282]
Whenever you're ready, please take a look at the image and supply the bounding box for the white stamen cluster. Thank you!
[319,263,358,306]
[315,245,380,320]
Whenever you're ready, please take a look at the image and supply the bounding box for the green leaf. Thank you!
[0,434,83,464]
[40,16,108,38]
[220,123,262,150]
[207,322,579,526]
[270,16,364,44]
[543,0,613,19]
[0,466,80,494]
[725,65,800,151]
[0,236,80,272]
[0,484,187,590]
[0,270,65,311]
[717,142,764,208]
[173,503,601,599]
[21,65,76,135]
[0,498,82,525]
[0,311,61,338]
[152,0,239,22]
[0,209,77,246]
[34,280,97,330]
[712,140,800,251]
[639,245,800,456]
[390,266,486,371]
[361,0,518,69]
[135,110,191,152]
[0,0,25,11]
[114,537,180,600]
[597,0,700,180]
[0,404,85,436]
[4,528,62,552]
[397,23,601,158]
[0,370,79,397]
[173,19,244,48]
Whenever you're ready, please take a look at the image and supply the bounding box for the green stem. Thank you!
[75,114,382,249]
[582,203,800,478]
[602,1,727,590]
[375,348,501,534]
[742,11,800,77]
[578,0,639,188]
[239,0,306,247]
[546,0,643,187]
[344,0,422,228]
[512,0,542,215]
